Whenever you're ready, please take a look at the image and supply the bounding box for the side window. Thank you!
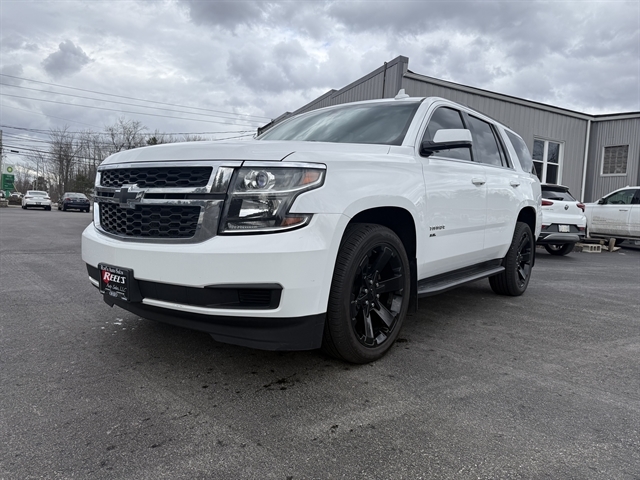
[506,131,535,174]
[633,190,640,205]
[422,107,471,161]
[604,189,635,205]
[466,115,504,167]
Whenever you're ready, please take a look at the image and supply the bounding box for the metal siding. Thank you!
[586,118,640,201]
[402,77,588,195]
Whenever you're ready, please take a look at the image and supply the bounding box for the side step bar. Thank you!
[417,260,504,297]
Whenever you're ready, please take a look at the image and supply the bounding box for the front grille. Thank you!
[101,167,212,188]
[99,203,201,238]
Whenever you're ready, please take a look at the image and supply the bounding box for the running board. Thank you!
[417,260,504,297]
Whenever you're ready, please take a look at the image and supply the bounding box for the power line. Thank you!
[0,124,255,135]
[1,93,263,127]
[1,82,265,125]
[0,73,273,121]
[0,103,103,128]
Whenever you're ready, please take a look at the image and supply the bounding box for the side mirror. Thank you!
[597,198,605,205]
[420,129,472,157]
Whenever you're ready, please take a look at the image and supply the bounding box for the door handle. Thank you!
[472,178,485,186]
[619,209,629,212]
[510,181,521,187]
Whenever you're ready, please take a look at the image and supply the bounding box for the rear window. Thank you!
[506,131,535,174]
[541,188,576,201]
[28,191,47,196]
[258,102,421,146]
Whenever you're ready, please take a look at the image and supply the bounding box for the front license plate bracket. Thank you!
[98,264,142,303]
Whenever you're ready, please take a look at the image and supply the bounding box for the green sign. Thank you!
[2,173,15,190]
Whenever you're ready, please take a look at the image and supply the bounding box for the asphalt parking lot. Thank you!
[1,206,639,479]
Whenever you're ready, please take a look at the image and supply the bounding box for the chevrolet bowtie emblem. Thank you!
[114,184,145,208]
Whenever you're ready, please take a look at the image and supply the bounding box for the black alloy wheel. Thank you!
[350,244,405,348]
[490,222,534,296]
[322,224,410,363]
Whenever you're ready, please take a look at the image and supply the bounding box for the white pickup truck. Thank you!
[82,94,542,363]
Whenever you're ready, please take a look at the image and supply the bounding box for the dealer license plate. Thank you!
[559,225,570,233]
[99,264,132,302]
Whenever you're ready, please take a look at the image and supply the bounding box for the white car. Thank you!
[82,95,541,363]
[537,184,586,255]
[585,186,640,244]
[22,190,52,210]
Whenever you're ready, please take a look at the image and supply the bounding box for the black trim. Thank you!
[417,259,504,297]
[105,298,325,351]
[87,264,282,309]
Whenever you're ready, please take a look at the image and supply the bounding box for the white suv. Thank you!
[82,95,541,363]
[537,184,586,255]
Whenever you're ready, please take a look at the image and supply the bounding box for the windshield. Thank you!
[258,101,421,146]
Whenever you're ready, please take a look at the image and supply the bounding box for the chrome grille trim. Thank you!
[94,161,241,244]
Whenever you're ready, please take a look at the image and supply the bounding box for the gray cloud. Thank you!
[0,64,25,85]
[1,35,38,52]
[181,0,268,29]
[41,40,92,78]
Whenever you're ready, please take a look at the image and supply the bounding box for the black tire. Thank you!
[45,206,51,211]
[489,222,534,296]
[62,204,66,211]
[322,224,411,364]
[614,238,625,245]
[544,243,574,256]
[22,205,26,210]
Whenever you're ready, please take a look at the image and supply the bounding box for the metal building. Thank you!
[261,56,639,202]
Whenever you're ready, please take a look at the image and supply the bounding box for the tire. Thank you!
[45,206,51,211]
[22,205,26,210]
[62,204,66,211]
[544,243,574,256]
[322,224,411,364]
[489,222,534,296]
[614,239,625,245]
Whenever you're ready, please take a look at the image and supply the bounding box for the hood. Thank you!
[100,140,392,165]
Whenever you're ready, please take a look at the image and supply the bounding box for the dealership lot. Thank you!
[1,206,638,479]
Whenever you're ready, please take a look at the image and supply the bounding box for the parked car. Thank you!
[82,94,542,363]
[58,192,91,212]
[537,184,586,255]
[22,190,52,210]
[585,186,640,244]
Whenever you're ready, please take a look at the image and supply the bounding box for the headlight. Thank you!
[220,165,325,234]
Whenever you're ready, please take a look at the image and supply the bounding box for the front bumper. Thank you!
[82,213,348,350]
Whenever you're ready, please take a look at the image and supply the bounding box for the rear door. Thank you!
[463,113,523,259]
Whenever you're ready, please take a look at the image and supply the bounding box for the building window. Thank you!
[532,138,562,184]
[601,145,628,175]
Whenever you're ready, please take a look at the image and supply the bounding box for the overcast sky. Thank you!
[1,0,639,158]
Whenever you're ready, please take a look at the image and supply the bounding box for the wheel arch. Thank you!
[346,206,418,311]
[517,206,538,267]
[517,206,537,236]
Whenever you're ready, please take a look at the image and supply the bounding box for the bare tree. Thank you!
[105,117,147,153]
[182,134,209,142]
[48,126,81,199]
